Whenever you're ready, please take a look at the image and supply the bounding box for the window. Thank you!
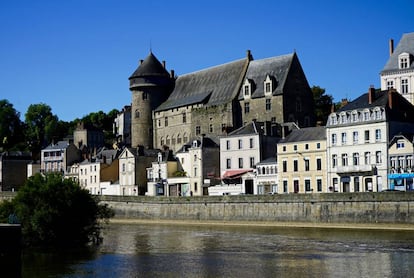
[250,157,255,168]
[304,159,310,171]
[353,153,359,166]
[316,158,322,170]
[387,80,394,89]
[364,152,371,165]
[265,99,271,111]
[305,144,309,150]
[342,154,348,166]
[352,112,358,122]
[317,179,322,192]
[244,102,250,113]
[353,131,358,144]
[283,160,287,172]
[243,82,250,97]
[341,132,347,144]
[226,140,230,150]
[195,126,201,135]
[194,182,198,192]
[182,113,187,123]
[194,167,197,177]
[265,82,271,93]
[317,142,321,149]
[375,109,381,120]
[354,177,360,192]
[238,158,243,168]
[271,117,276,123]
[332,154,337,167]
[209,124,213,133]
[142,92,148,100]
[375,129,381,141]
[332,134,337,145]
[330,115,338,125]
[249,138,254,148]
[238,139,242,149]
[376,151,382,164]
[282,146,286,152]
[402,79,409,94]
[226,159,231,169]
[283,180,288,193]
[135,110,140,118]
[122,163,125,172]
[293,160,298,172]
[305,180,311,192]
[294,145,297,151]
[158,119,161,127]
[397,140,405,149]
[364,130,370,142]
[400,57,409,69]
[164,117,168,127]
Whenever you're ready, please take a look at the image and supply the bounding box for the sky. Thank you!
[1,0,414,122]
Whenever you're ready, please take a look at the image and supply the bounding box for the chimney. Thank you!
[388,88,397,109]
[368,86,375,104]
[330,104,335,113]
[389,39,394,57]
[341,98,349,107]
[162,60,166,68]
[139,59,143,65]
[170,69,175,79]
[246,49,253,61]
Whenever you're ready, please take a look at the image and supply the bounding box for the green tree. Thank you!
[312,86,334,125]
[0,99,24,150]
[0,173,114,247]
[25,103,58,155]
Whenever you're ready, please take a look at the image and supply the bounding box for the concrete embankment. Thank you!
[100,192,414,228]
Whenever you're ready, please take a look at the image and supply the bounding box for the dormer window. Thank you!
[243,79,252,98]
[399,53,410,69]
[264,75,273,95]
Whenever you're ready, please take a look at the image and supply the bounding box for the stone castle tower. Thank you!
[129,52,175,148]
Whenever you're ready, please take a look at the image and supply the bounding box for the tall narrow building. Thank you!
[129,52,174,148]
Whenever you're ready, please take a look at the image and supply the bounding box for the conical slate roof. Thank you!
[129,52,170,79]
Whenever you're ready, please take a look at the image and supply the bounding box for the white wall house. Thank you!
[388,133,414,191]
[326,88,414,192]
[79,160,100,195]
[381,33,414,105]
[254,157,278,194]
[118,148,139,196]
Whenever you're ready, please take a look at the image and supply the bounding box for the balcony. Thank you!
[336,164,374,174]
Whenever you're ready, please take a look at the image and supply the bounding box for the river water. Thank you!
[21,223,414,277]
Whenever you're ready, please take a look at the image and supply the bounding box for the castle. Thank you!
[129,50,316,153]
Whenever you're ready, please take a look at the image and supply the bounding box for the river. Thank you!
[21,222,414,277]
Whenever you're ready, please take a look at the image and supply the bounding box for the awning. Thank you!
[388,173,414,179]
[222,169,252,179]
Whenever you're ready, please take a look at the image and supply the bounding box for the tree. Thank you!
[312,86,334,125]
[0,99,24,150]
[25,103,58,155]
[0,173,114,247]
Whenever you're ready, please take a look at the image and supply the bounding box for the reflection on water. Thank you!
[22,223,414,277]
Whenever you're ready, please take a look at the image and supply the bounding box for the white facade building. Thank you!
[326,88,414,192]
[118,148,139,196]
[254,158,278,194]
[381,33,414,105]
[79,160,101,195]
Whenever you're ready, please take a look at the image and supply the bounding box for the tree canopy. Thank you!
[0,99,24,150]
[312,86,334,125]
[0,173,114,247]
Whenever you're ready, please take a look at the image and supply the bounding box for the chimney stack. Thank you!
[139,59,144,65]
[246,49,253,61]
[341,98,349,107]
[330,104,335,113]
[389,39,394,57]
[388,88,397,109]
[162,60,166,68]
[368,86,375,104]
[170,69,175,79]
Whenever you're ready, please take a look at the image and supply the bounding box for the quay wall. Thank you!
[100,192,414,224]
[2,192,414,224]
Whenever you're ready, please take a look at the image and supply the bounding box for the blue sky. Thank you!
[1,0,413,121]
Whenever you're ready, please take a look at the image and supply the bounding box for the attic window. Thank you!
[264,75,273,95]
[399,53,410,69]
[243,79,251,98]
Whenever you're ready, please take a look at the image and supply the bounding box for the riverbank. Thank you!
[109,218,414,231]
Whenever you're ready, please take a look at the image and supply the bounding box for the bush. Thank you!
[0,173,114,247]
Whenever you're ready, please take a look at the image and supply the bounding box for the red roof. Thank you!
[222,169,252,179]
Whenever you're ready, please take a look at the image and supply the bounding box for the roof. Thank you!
[129,52,171,79]
[238,53,294,99]
[176,136,219,153]
[155,57,249,111]
[279,126,326,143]
[222,169,252,179]
[338,89,388,111]
[256,157,277,165]
[227,121,276,137]
[382,32,414,73]
[43,141,70,150]
[389,133,414,146]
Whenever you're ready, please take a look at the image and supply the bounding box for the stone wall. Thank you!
[100,192,414,224]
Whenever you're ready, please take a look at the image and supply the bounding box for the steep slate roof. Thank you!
[227,121,262,136]
[337,89,414,122]
[155,58,249,111]
[129,52,170,79]
[382,32,414,73]
[279,126,326,143]
[238,53,294,99]
[44,141,70,150]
